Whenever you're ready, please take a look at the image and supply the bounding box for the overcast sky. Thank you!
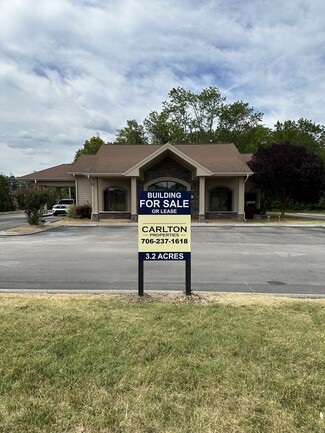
[1,0,324,176]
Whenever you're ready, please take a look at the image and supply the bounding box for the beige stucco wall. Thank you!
[97,178,131,212]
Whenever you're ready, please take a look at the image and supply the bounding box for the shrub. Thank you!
[14,188,49,225]
[75,204,92,219]
[66,204,76,218]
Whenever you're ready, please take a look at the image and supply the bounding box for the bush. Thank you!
[66,204,76,218]
[75,204,92,219]
[14,188,49,225]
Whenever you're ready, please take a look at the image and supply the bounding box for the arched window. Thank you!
[210,187,232,211]
[148,181,187,191]
[104,187,126,211]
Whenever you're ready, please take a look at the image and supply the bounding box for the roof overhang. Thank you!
[212,172,253,176]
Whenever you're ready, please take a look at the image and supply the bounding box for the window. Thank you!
[210,187,232,211]
[104,187,126,211]
[148,181,187,191]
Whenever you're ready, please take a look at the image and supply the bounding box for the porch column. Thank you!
[91,177,99,221]
[199,177,206,222]
[131,177,137,222]
[238,177,245,220]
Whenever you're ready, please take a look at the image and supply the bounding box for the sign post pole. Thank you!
[138,259,144,296]
[185,258,191,296]
[138,191,191,296]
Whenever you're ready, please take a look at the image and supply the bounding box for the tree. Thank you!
[14,188,50,225]
[216,101,271,152]
[272,119,325,160]
[0,175,15,212]
[116,119,148,144]
[249,142,325,217]
[144,110,183,144]
[116,86,267,150]
[74,136,105,162]
[162,86,225,143]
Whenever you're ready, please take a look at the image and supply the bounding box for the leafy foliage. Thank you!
[0,175,15,211]
[66,203,92,219]
[14,188,50,225]
[272,119,325,160]
[74,136,105,162]
[116,87,271,152]
[75,204,92,219]
[113,87,325,158]
[249,142,325,216]
[116,119,148,144]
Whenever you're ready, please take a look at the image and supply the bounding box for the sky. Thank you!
[1,0,324,176]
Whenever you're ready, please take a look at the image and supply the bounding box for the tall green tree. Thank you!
[114,87,325,157]
[144,110,184,144]
[162,86,225,143]
[116,87,267,151]
[249,142,325,217]
[216,101,271,152]
[271,119,325,160]
[116,119,148,144]
[74,136,105,162]
[0,175,15,211]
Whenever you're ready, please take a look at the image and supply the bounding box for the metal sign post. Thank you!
[138,191,191,296]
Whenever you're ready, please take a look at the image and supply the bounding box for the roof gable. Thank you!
[124,143,213,177]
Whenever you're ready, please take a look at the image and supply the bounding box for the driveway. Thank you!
[0,225,324,296]
[0,211,27,231]
[0,211,56,231]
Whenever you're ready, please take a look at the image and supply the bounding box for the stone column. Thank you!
[91,177,99,221]
[131,177,137,222]
[199,177,206,222]
[237,177,245,220]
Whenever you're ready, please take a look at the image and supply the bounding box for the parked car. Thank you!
[52,199,75,216]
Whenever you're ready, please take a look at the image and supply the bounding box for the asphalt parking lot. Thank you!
[0,224,325,296]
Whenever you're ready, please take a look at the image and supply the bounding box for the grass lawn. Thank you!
[0,293,324,433]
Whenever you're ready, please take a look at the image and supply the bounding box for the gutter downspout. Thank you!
[87,174,94,185]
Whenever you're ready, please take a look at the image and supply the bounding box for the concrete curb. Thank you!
[0,224,64,237]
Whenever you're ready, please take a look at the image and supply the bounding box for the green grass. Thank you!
[0,293,324,433]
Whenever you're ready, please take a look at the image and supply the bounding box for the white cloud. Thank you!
[0,0,324,175]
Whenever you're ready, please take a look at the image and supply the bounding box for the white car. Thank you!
[52,199,75,216]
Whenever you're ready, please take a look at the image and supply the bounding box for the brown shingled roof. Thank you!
[240,153,253,164]
[20,143,252,181]
[69,154,96,173]
[72,144,163,174]
[174,144,251,173]
[19,164,74,181]
[73,143,252,175]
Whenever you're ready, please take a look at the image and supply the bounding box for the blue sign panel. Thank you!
[138,191,191,215]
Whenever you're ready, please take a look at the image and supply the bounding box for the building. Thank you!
[20,142,259,221]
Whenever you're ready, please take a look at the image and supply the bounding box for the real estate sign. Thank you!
[138,191,191,261]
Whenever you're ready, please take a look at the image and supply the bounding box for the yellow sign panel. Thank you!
[138,215,191,253]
